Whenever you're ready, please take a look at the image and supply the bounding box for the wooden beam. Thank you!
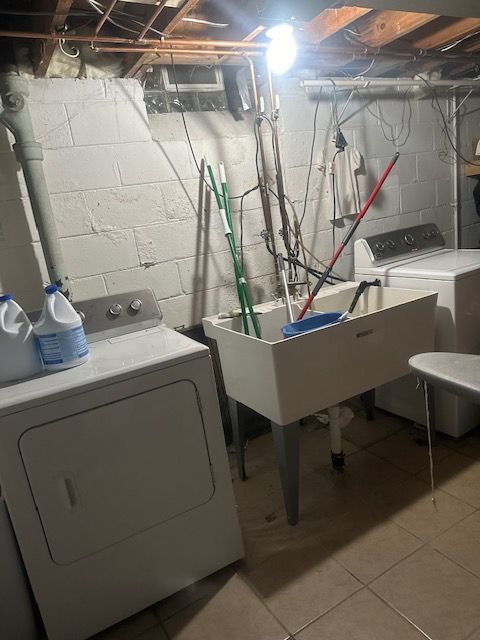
[304,6,372,43]
[411,17,480,50]
[163,0,202,35]
[125,0,201,77]
[354,10,438,47]
[124,52,156,78]
[412,18,480,51]
[36,0,73,77]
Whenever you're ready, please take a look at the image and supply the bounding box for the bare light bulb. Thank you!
[266,24,297,76]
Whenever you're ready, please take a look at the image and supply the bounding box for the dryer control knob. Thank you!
[404,233,415,246]
[375,241,385,252]
[109,303,122,317]
[130,299,142,312]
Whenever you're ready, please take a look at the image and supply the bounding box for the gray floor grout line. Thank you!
[430,542,480,584]
[286,583,365,637]
[367,586,434,640]
[235,570,294,640]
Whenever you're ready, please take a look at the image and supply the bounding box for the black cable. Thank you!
[170,54,212,192]
[264,238,344,285]
[299,88,323,228]
[417,75,480,167]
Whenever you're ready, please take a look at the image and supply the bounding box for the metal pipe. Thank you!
[277,254,294,323]
[303,78,480,89]
[0,30,269,48]
[136,0,168,41]
[0,73,71,299]
[94,0,118,37]
[451,91,461,249]
[246,57,278,271]
[266,62,292,271]
[94,46,262,56]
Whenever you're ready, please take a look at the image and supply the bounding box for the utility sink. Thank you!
[204,281,437,525]
[203,282,437,426]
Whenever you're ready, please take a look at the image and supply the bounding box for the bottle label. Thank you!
[38,326,89,365]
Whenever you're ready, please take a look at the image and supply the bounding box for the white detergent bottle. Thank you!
[34,285,89,371]
[0,294,43,383]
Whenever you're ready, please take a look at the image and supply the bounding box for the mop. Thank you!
[207,161,262,339]
[297,152,400,321]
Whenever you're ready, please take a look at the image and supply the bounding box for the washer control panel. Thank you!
[364,223,445,262]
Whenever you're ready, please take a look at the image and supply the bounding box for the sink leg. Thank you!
[228,397,246,481]
[271,421,300,526]
[360,388,376,421]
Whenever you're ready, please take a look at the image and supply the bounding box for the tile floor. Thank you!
[93,406,480,640]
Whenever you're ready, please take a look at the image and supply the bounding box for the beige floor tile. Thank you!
[155,567,236,622]
[432,511,480,577]
[390,477,474,541]
[242,535,361,634]
[231,422,359,515]
[136,625,170,640]
[91,608,159,640]
[319,508,423,583]
[238,450,410,568]
[342,410,405,448]
[371,546,480,640]
[464,625,480,639]
[368,428,452,474]
[162,573,289,640]
[418,452,480,508]
[296,588,426,640]
[444,425,480,460]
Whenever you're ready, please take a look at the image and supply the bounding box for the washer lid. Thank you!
[357,250,480,280]
[0,326,208,416]
[386,250,480,280]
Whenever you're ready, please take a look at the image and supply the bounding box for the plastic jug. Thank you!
[0,294,43,383]
[34,285,89,371]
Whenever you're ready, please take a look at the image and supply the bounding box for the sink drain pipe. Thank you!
[0,71,71,300]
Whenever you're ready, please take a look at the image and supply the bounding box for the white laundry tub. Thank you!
[203,282,437,426]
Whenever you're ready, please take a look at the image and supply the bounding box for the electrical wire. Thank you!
[168,54,214,192]
[415,74,480,166]
[299,88,323,228]
[88,0,168,37]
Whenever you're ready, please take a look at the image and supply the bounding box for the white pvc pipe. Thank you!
[303,78,480,90]
[451,91,461,249]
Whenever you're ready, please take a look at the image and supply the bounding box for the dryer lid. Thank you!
[0,326,208,416]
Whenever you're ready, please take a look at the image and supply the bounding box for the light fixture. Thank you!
[266,24,297,76]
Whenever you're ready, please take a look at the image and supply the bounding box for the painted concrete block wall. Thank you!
[458,94,480,248]
[0,77,462,329]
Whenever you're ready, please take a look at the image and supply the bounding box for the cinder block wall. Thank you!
[0,77,465,329]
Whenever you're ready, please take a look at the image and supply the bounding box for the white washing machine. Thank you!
[0,289,243,640]
[355,223,480,437]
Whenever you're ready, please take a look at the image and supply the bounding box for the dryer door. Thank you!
[19,379,214,565]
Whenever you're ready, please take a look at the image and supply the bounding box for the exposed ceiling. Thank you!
[2,1,480,80]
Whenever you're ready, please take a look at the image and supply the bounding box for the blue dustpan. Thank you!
[281,311,343,338]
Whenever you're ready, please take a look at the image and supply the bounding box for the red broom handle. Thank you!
[297,152,399,320]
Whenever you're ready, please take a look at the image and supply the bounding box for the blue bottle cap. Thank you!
[44,284,59,295]
[0,293,13,303]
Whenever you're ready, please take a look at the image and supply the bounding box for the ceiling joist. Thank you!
[411,16,480,49]
[353,10,438,47]
[124,0,202,77]
[36,0,73,77]
[304,6,372,43]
